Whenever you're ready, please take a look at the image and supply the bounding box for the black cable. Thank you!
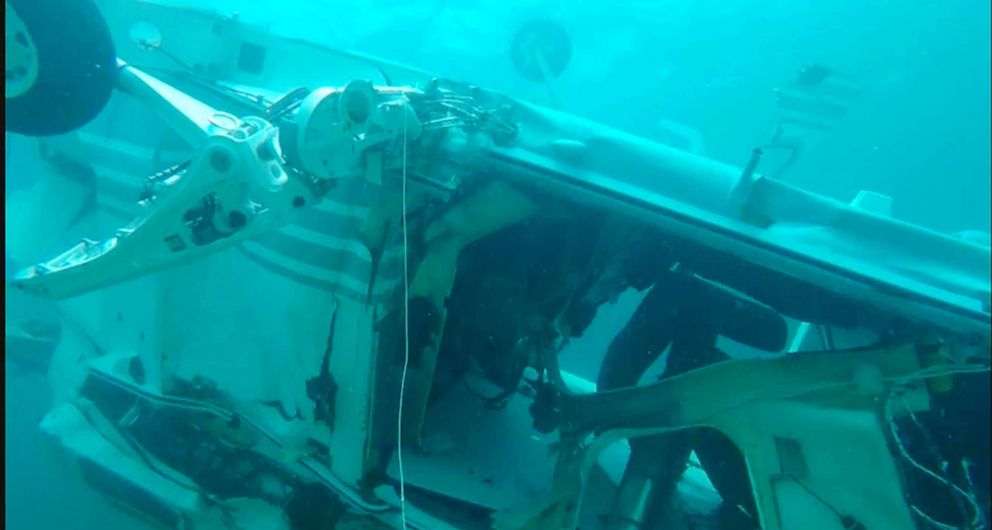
[753,142,802,180]
[785,473,866,530]
[135,43,196,74]
[78,403,211,501]
[130,64,271,111]
[264,87,310,121]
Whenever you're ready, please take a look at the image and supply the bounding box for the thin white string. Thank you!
[887,392,984,529]
[397,114,410,529]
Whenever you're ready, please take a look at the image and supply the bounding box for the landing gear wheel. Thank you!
[5,0,116,136]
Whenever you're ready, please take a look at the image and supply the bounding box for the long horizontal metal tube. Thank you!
[485,100,990,340]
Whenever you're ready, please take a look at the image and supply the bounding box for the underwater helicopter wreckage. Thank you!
[5,1,991,529]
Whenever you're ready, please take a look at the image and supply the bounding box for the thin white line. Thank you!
[397,114,410,528]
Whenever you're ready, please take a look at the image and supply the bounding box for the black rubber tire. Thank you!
[5,0,116,136]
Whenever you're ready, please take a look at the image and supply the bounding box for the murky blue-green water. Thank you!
[5,1,989,529]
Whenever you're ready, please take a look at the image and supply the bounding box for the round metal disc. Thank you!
[510,19,572,82]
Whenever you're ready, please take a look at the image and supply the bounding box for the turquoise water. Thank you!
[5,1,990,529]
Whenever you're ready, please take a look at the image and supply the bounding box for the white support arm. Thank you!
[11,113,316,299]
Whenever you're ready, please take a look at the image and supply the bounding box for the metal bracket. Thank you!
[11,115,316,299]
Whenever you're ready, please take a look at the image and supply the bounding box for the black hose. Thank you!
[759,118,806,178]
